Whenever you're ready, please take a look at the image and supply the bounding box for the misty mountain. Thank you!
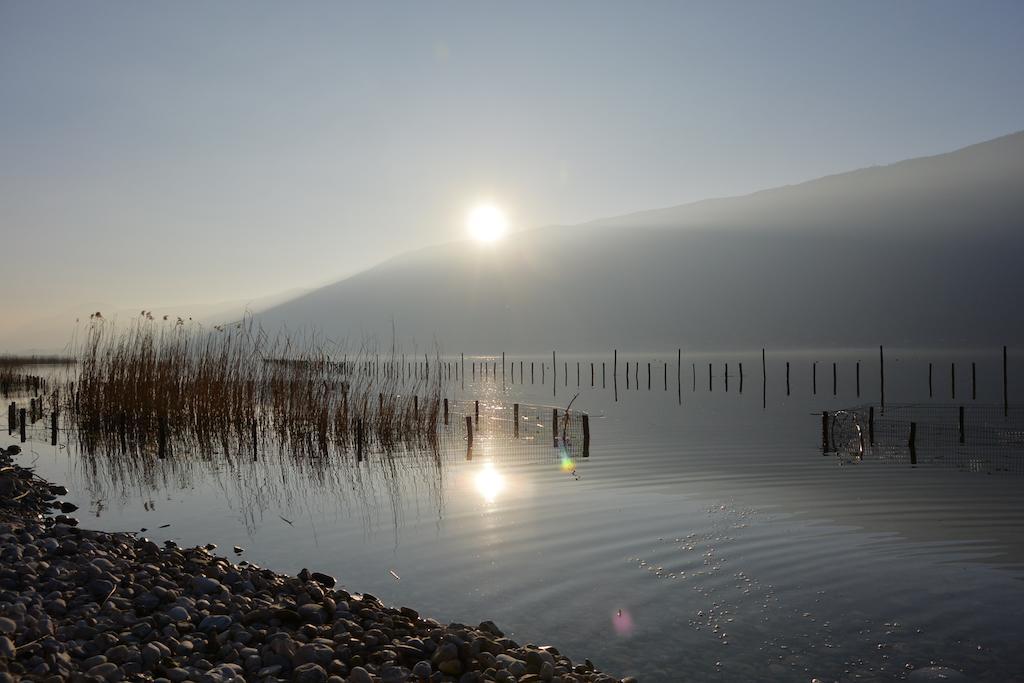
[258,131,1024,351]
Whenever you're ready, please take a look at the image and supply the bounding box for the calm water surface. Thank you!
[13,348,1024,682]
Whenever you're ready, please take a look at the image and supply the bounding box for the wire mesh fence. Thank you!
[826,404,1024,474]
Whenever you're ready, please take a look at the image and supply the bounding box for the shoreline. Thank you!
[0,446,635,683]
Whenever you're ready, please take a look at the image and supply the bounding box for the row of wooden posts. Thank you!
[7,398,59,446]
[8,395,590,460]
[371,346,1009,416]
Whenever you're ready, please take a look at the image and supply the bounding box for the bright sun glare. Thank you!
[467,203,508,243]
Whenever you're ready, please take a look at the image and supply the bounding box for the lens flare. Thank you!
[613,608,635,636]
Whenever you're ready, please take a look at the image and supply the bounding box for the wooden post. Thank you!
[465,415,473,447]
[786,362,790,396]
[928,362,933,398]
[761,348,766,410]
[972,362,977,400]
[1004,346,1009,417]
[532,362,535,384]
[461,353,465,390]
[356,418,364,461]
[564,361,568,387]
[252,418,258,461]
[591,362,595,387]
[19,409,26,443]
[880,345,886,412]
[739,362,744,394]
[951,362,956,400]
[474,400,479,425]
[582,413,590,457]
[676,349,682,400]
[708,363,712,392]
[868,405,875,445]
[647,362,651,391]
[577,361,580,387]
[50,410,57,446]
[443,398,449,426]
[692,363,696,392]
[553,351,557,397]
[663,361,667,391]
[603,362,606,389]
[821,411,829,453]
[552,408,559,447]
[613,350,618,402]
[832,362,837,396]
[502,352,506,387]
[908,421,917,465]
[813,362,817,395]
[724,363,729,393]
[7,402,13,436]
[959,406,965,444]
[513,403,519,438]
[856,361,860,398]
[158,415,168,459]
[626,362,630,390]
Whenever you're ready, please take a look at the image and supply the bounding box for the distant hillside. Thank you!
[258,131,1024,351]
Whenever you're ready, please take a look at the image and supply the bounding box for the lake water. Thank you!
[10,348,1024,681]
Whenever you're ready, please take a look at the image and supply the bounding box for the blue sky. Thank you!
[2,1,1023,324]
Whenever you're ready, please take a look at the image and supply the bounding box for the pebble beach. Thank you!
[0,445,635,683]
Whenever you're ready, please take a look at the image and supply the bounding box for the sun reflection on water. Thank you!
[474,462,505,503]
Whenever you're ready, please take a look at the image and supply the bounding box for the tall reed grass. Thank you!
[66,315,446,460]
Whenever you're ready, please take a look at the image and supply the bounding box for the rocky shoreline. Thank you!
[0,446,635,683]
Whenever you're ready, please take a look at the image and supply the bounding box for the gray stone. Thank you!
[198,614,232,632]
[0,636,14,658]
[413,660,432,679]
[166,605,190,621]
[347,666,373,683]
[293,663,328,683]
[0,617,14,635]
[191,576,223,595]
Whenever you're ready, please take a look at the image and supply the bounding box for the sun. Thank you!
[466,203,508,243]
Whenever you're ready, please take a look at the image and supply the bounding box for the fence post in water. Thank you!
[626,363,630,390]
[502,352,506,387]
[761,349,766,409]
[443,398,449,426]
[19,409,26,443]
[532,362,535,384]
[7,402,13,436]
[647,362,651,391]
[603,362,607,388]
[564,361,568,387]
[582,413,590,457]
[972,362,977,401]
[1004,346,1009,417]
[50,410,57,446]
[474,400,479,425]
[739,362,744,394]
[928,363,933,398]
[880,345,886,412]
[821,411,829,453]
[959,406,965,444]
[513,403,519,438]
[552,408,559,447]
[577,362,580,387]
[868,406,875,445]
[252,419,258,461]
[158,415,168,460]
[786,362,791,396]
[664,362,667,391]
[856,361,860,398]
[677,349,682,404]
[708,363,712,392]
[356,419,364,461]
[908,421,917,464]
[553,352,557,397]
[465,416,473,447]
[591,362,595,387]
[812,362,817,395]
[613,350,618,402]
[951,362,956,400]
[724,363,729,393]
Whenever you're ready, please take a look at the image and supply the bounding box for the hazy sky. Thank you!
[2,1,1023,329]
